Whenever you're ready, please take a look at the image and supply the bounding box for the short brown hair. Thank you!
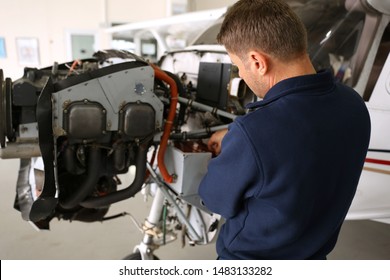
[217,0,308,61]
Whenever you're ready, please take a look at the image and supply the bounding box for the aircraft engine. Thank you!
[0,51,166,228]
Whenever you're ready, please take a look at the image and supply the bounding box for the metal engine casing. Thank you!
[52,63,163,141]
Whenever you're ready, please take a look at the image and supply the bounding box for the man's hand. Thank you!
[208,128,228,156]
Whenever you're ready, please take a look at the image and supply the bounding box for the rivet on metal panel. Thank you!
[63,100,70,109]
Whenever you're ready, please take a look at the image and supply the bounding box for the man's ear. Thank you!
[248,50,268,75]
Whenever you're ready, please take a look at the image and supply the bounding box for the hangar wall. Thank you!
[189,0,238,11]
[107,0,169,23]
[0,0,106,79]
[0,0,237,79]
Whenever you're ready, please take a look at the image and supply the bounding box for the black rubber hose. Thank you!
[64,146,86,175]
[59,146,102,209]
[80,143,148,208]
[164,70,186,97]
[29,78,58,222]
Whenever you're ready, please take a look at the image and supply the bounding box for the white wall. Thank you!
[107,0,168,23]
[189,0,238,11]
[0,0,105,79]
[0,0,234,80]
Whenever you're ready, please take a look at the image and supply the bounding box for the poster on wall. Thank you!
[0,37,6,58]
[16,37,40,66]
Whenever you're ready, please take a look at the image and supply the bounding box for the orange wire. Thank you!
[67,60,81,76]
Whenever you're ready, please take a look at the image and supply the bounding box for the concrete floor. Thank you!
[1,158,390,260]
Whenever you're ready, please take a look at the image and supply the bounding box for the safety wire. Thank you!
[101,212,144,234]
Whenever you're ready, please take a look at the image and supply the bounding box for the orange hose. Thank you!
[153,65,178,183]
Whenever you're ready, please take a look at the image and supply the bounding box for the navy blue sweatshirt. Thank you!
[198,70,371,259]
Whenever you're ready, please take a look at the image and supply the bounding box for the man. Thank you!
[198,0,371,260]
